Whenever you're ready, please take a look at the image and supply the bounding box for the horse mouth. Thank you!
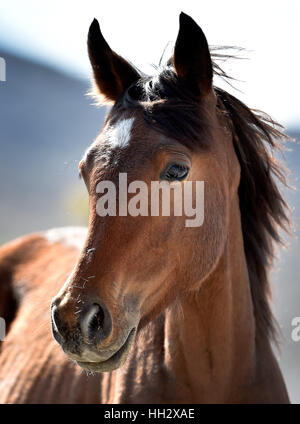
[76,328,136,372]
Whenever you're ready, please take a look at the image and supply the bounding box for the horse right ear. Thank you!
[88,19,140,104]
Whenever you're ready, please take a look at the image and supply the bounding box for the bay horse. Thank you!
[0,12,290,403]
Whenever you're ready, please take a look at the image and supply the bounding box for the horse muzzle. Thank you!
[51,297,137,372]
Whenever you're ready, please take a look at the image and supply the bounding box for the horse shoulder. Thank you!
[0,227,103,404]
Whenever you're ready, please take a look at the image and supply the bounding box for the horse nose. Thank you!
[80,302,112,344]
[51,300,112,346]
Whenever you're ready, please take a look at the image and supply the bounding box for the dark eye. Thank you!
[161,164,189,181]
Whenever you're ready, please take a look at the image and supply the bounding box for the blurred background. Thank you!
[0,0,299,402]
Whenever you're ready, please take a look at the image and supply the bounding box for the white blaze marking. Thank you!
[106,117,135,149]
[80,117,135,165]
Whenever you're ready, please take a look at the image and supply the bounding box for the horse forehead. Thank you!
[82,115,139,164]
[104,116,136,149]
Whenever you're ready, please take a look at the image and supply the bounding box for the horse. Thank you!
[0,12,291,403]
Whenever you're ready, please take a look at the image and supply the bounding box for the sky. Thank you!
[0,0,299,126]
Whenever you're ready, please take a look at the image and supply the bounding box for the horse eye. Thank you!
[161,164,189,181]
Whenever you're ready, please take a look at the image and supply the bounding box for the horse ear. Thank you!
[173,12,213,97]
[88,19,140,103]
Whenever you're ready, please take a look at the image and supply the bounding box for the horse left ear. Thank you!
[173,12,213,97]
[88,18,140,103]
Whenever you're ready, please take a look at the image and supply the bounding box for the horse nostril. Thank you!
[80,303,108,344]
[51,305,66,343]
[88,304,105,334]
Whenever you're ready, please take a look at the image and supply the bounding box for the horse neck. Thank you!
[106,192,289,403]
[163,192,272,403]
